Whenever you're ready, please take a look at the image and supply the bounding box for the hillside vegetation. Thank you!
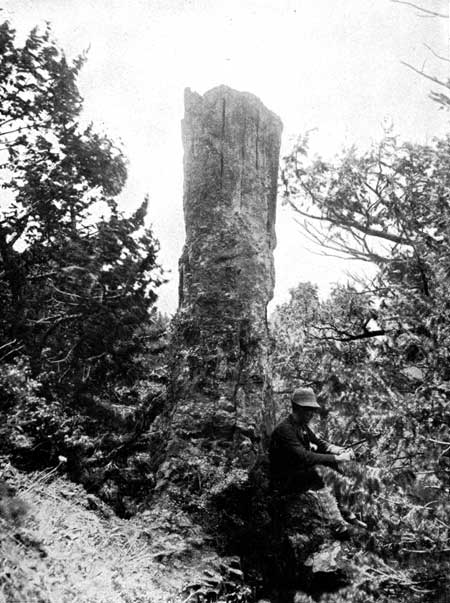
[0,460,251,603]
[2,15,450,603]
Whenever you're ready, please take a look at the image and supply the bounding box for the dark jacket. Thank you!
[269,414,339,493]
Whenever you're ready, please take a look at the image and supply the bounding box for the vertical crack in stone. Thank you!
[255,110,260,170]
[239,115,246,210]
[222,97,226,137]
[220,98,226,185]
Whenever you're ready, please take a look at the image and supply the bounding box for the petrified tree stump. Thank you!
[156,86,282,499]
[150,87,351,601]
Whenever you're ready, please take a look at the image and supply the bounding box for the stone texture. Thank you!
[156,86,282,498]
[149,86,355,600]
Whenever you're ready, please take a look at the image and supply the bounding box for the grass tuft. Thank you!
[0,462,192,602]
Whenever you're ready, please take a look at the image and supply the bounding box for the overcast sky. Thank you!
[3,0,449,314]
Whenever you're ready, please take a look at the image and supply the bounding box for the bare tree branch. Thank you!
[424,43,450,63]
[314,329,386,343]
[288,198,410,246]
[28,271,58,281]
[391,0,449,18]
[0,343,24,363]
[0,121,49,138]
[401,61,450,88]
[295,217,391,263]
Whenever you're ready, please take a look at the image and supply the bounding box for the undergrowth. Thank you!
[0,460,254,603]
[0,461,188,603]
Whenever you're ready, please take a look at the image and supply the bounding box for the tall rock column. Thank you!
[158,86,282,498]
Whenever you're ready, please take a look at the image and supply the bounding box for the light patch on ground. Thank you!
[0,464,230,603]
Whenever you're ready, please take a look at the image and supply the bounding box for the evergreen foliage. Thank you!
[0,21,163,389]
[0,21,167,512]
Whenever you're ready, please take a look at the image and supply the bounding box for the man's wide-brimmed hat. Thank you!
[292,387,321,409]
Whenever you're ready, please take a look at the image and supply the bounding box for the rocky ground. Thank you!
[0,461,251,603]
[1,460,424,603]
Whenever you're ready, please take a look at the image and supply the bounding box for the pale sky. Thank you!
[3,0,449,314]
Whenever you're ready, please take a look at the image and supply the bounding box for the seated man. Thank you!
[269,386,355,538]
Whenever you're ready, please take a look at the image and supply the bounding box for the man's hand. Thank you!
[335,449,355,462]
[327,444,346,455]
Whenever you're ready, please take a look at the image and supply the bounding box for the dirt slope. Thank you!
[0,462,242,603]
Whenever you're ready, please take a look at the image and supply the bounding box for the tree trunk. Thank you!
[156,85,282,501]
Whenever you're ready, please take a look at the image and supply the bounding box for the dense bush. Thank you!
[271,129,450,600]
[0,317,168,516]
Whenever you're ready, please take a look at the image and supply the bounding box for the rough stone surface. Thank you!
[155,86,282,499]
[150,86,350,600]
